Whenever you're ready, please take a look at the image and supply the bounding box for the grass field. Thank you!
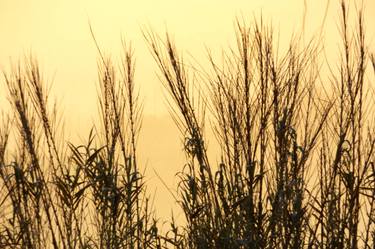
[1,1,375,248]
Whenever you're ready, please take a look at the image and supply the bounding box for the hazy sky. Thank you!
[1,1,374,118]
[1,0,374,221]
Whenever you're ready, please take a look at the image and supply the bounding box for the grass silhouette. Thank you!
[1,1,375,248]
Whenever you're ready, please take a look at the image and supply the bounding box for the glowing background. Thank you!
[0,0,374,221]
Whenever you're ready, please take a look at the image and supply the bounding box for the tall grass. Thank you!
[0,1,375,248]
[0,43,161,248]
[145,1,375,248]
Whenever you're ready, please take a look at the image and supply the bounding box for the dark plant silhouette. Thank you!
[0,1,375,248]
[145,1,375,248]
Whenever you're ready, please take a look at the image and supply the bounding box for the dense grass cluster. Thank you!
[1,2,375,248]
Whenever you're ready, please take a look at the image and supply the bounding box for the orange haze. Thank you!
[1,0,374,222]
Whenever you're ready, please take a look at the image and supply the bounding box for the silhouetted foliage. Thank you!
[0,1,375,248]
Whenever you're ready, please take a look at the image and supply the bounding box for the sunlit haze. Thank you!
[1,0,374,222]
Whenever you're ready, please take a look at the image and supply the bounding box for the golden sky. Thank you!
[1,0,374,221]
